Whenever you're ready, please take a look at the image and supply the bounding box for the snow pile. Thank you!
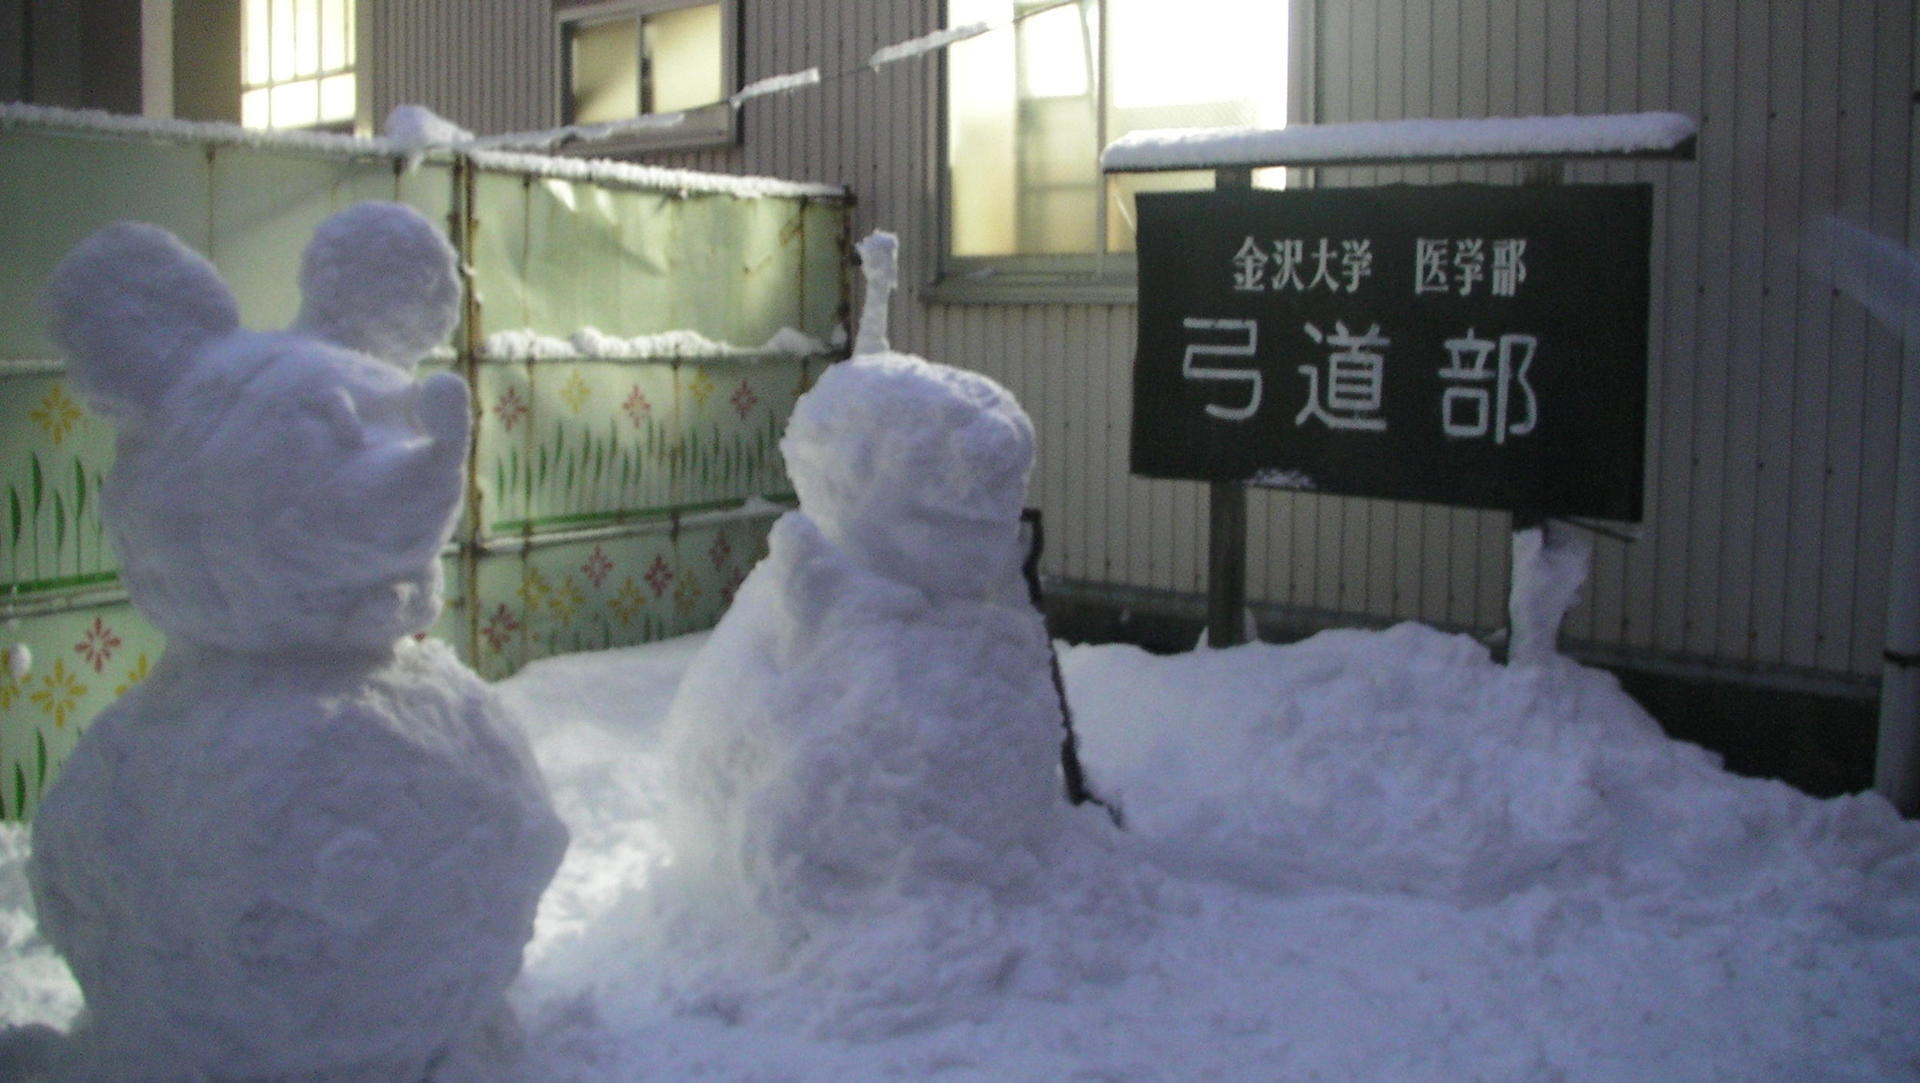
[6,623,1920,1078]
[383,103,476,150]
[1101,112,1698,172]
[482,326,832,363]
[24,205,566,1081]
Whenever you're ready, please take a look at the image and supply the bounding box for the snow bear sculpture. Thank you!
[657,345,1074,1020]
[28,204,568,1082]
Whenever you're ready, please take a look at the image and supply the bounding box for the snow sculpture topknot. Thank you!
[28,203,568,1082]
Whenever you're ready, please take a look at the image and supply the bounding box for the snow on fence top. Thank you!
[482,326,834,364]
[1101,112,1697,173]
[0,102,849,202]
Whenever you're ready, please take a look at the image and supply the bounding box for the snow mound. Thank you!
[1067,621,1920,922]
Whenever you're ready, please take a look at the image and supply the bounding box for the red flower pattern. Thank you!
[622,386,652,427]
[480,604,522,652]
[643,555,675,597]
[493,387,530,432]
[74,617,121,673]
[581,545,615,589]
[729,379,759,419]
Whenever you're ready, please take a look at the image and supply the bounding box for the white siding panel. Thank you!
[392,0,1913,682]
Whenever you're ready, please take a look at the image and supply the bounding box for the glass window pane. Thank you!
[1106,0,1286,117]
[270,78,319,128]
[1017,3,1092,99]
[643,3,723,113]
[271,0,297,81]
[244,0,271,85]
[321,0,349,71]
[946,0,1018,256]
[241,87,271,127]
[293,0,321,76]
[318,73,355,124]
[570,17,641,124]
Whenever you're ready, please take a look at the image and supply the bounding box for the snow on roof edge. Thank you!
[1101,112,1698,172]
[0,101,848,202]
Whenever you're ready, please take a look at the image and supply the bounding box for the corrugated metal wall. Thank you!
[366,0,559,135]
[368,0,1917,684]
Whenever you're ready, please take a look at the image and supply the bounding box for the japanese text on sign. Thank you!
[1132,184,1652,521]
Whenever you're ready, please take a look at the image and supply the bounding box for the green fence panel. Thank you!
[0,130,213,359]
[0,112,849,820]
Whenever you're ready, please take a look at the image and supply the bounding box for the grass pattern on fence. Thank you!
[0,729,51,820]
[489,410,789,533]
[6,451,113,593]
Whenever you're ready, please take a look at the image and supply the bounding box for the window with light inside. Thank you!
[241,0,356,131]
[944,0,1288,289]
[560,0,735,150]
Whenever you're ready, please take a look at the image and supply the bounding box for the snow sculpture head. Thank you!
[43,204,467,654]
[780,351,1035,599]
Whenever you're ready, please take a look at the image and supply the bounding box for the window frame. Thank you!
[239,0,360,133]
[554,0,740,155]
[931,0,1309,305]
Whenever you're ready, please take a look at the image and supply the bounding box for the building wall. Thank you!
[377,0,1917,685]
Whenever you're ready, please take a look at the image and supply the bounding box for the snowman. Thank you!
[650,234,1125,1035]
[28,204,568,1081]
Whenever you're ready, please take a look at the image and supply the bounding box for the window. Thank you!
[558,0,737,152]
[942,0,1290,298]
[241,0,357,131]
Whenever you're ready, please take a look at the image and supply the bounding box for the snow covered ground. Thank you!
[7,623,1914,1081]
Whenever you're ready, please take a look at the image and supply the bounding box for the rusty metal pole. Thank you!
[1206,166,1254,648]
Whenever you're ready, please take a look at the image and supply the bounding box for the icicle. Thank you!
[853,231,899,356]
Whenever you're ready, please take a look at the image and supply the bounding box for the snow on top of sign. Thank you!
[482,326,833,363]
[0,102,847,201]
[1101,113,1697,172]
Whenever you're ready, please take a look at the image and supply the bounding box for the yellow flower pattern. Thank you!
[30,659,87,727]
[550,575,587,622]
[672,570,703,618]
[115,653,151,697]
[686,368,716,406]
[559,372,592,414]
[518,567,554,611]
[30,385,84,444]
[608,576,648,626]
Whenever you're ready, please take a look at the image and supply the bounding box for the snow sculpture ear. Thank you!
[292,202,460,370]
[42,222,240,423]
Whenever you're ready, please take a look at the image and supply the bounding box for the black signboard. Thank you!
[1132,184,1652,521]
